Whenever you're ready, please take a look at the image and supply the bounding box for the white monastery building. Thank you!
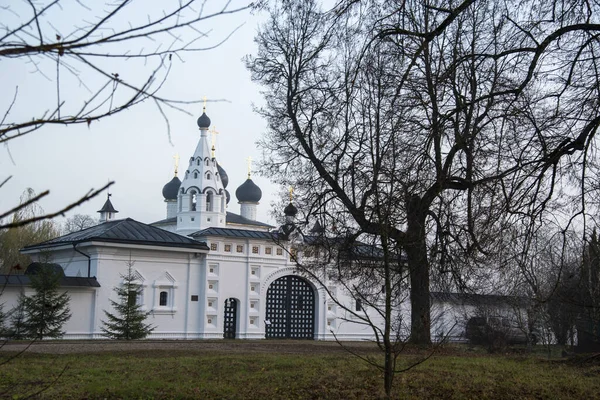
[4,107,386,340]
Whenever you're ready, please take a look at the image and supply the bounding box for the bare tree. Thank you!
[62,214,97,234]
[0,188,60,274]
[1,0,250,226]
[248,0,600,370]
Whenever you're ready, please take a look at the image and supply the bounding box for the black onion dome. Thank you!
[197,111,211,129]
[225,189,231,204]
[284,202,298,217]
[162,176,181,200]
[217,163,229,188]
[236,178,262,203]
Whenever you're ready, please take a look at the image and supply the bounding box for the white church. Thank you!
[2,107,392,340]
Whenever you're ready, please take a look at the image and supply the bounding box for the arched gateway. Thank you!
[265,275,316,339]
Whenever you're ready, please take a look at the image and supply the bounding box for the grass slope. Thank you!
[0,344,598,399]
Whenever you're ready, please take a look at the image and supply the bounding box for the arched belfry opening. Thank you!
[265,275,316,339]
[206,191,213,211]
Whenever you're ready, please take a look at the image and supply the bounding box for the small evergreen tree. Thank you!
[8,294,27,340]
[21,264,71,339]
[101,262,154,340]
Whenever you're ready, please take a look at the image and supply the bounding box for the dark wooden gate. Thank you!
[265,275,315,339]
[223,298,237,339]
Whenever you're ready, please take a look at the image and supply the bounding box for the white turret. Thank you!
[176,106,227,236]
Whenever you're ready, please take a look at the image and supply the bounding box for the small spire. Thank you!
[173,153,180,176]
[202,95,207,112]
[246,156,253,179]
[210,127,219,158]
[289,186,294,202]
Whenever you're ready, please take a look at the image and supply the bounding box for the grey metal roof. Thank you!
[191,227,280,240]
[431,292,528,306]
[150,217,177,225]
[149,213,274,229]
[0,275,101,287]
[23,218,209,251]
[226,212,274,228]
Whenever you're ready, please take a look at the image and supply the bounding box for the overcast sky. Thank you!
[0,1,280,229]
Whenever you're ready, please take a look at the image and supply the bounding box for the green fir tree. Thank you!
[101,262,154,340]
[21,264,71,339]
[8,294,27,339]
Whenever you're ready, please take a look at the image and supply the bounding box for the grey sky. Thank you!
[0,1,279,228]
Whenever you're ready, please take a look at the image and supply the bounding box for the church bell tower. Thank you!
[176,104,227,236]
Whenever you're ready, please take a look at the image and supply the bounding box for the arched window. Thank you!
[194,172,198,179]
[191,191,197,211]
[197,159,200,166]
[207,173,211,180]
[159,291,168,306]
[205,159,209,166]
[206,191,213,211]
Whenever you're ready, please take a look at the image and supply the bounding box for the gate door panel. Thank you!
[266,275,315,339]
[223,298,237,339]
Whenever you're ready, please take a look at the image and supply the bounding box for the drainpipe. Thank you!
[73,242,91,277]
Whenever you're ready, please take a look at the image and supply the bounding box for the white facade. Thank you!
[6,108,391,341]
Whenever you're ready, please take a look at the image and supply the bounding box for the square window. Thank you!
[276,248,283,256]
[251,270,255,275]
[224,244,231,252]
[252,246,259,254]
[250,303,254,309]
[191,217,195,222]
[207,217,211,222]
[208,301,213,307]
[250,319,255,325]
[191,295,198,301]
[265,247,272,255]
[210,243,218,251]
[209,284,213,290]
[209,267,214,273]
[207,318,212,324]
[250,286,255,292]
[237,245,243,253]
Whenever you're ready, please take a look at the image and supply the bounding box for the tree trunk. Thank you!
[406,195,431,345]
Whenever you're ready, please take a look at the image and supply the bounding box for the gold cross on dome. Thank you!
[173,153,180,176]
[202,96,207,111]
[246,156,253,178]
[289,186,294,202]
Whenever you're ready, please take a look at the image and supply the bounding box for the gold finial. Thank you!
[173,153,180,176]
[210,126,219,158]
[289,186,294,202]
[202,96,207,112]
[246,156,253,179]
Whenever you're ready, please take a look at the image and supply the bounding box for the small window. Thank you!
[191,217,195,222]
[194,172,198,179]
[207,173,211,180]
[265,247,272,255]
[197,159,200,166]
[236,245,243,253]
[191,295,199,302]
[128,290,137,307]
[276,248,283,256]
[252,246,259,254]
[205,159,209,166]
[159,291,168,306]
[355,299,362,312]
[224,244,231,252]
[210,243,218,251]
